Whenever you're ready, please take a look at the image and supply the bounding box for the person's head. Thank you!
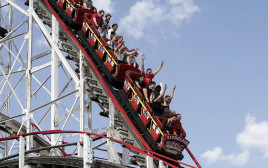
[105,13,111,21]
[139,74,145,81]
[148,81,156,89]
[112,24,118,31]
[168,114,176,123]
[176,113,181,121]
[146,68,152,76]
[98,10,105,17]
[120,44,126,51]
[118,36,123,42]
[165,95,172,104]
[155,85,161,93]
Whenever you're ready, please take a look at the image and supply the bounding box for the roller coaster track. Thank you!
[0,0,201,167]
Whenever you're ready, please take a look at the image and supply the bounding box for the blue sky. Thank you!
[93,0,268,167]
[1,0,268,167]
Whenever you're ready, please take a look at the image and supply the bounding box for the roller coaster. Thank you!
[0,0,202,167]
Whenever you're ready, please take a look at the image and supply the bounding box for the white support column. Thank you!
[4,0,13,157]
[87,100,92,132]
[80,50,85,137]
[146,155,153,168]
[51,15,59,148]
[122,147,130,166]
[80,51,93,166]
[107,98,120,164]
[25,0,33,152]
[107,97,114,162]
[83,134,93,168]
[159,160,167,168]
[78,50,85,157]
[19,136,25,168]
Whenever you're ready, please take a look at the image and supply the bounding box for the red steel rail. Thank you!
[0,130,197,168]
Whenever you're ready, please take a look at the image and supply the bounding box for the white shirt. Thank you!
[106,29,116,40]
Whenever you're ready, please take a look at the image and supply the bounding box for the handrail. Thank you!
[127,82,164,136]
[86,23,118,66]
[66,0,76,9]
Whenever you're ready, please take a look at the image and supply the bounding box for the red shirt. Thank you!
[142,73,154,86]
[173,121,186,138]
[90,13,103,27]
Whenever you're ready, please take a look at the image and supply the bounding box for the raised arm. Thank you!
[133,58,137,67]
[141,54,145,74]
[153,61,164,76]
[126,56,131,65]
[170,85,176,100]
[153,84,167,103]
[126,48,140,56]
[114,41,124,52]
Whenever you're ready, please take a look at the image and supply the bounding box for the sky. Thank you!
[1,0,268,168]
[92,0,268,167]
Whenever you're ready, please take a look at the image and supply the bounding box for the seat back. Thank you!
[140,102,153,127]
[123,71,141,97]
[88,25,99,49]
[130,87,144,111]
[150,116,164,141]
[97,37,108,59]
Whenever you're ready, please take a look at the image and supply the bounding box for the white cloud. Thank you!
[201,147,223,164]
[119,0,199,41]
[201,114,268,166]
[236,114,268,158]
[201,147,250,165]
[92,0,114,13]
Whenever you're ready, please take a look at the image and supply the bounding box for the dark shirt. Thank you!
[161,105,170,115]
[152,102,163,116]
[162,118,174,134]
[135,78,146,89]
[166,122,174,133]
[143,86,153,101]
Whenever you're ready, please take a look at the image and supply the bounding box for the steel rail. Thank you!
[0,130,196,168]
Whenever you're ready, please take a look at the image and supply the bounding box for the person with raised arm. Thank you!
[114,41,140,62]
[161,85,176,115]
[125,50,138,67]
[141,54,164,86]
